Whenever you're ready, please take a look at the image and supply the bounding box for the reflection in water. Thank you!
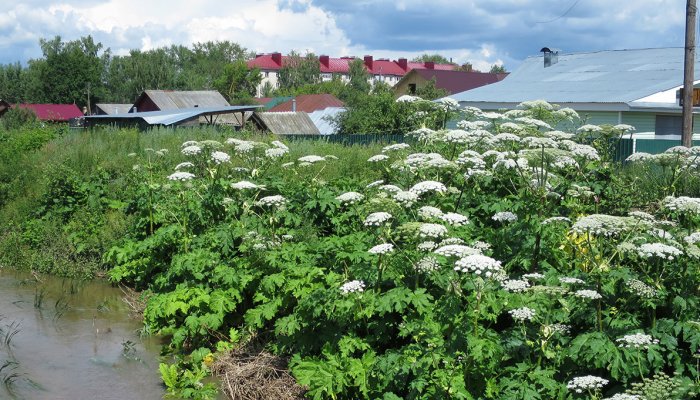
[0,268,165,400]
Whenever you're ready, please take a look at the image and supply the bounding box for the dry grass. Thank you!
[212,342,305,400]
[119,285,149,319]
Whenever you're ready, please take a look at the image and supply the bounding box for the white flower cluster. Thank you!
[567,375,609,393]
[368,154,390,162]
[574,289,602,300]
[418,223,448,238]
[211,151,231,164]
[340,280,365,294]
[255,195,287,208]
[522,272,545,281]
[382,143,410,153]
[625,152,653,163]
[182,145,202,156]
[577,124,603,133]
[440,212,470,226]
[336,192,364,205]
[509,307,536,322]
[616,333,659,349]
[364,212,393,226]
[663,196,700,214]
[410,180,447,196]
[175,162,194,170]
[434,245,481,258]
[571,214,635,237]
[603,394,641,400]
[454,254,503,277]
[167,172,196,181]
[685,232,700,244]
[636,242,682,260]
[559,277,585,284]
[418,206,443,219]
[501,279,530,293]
[625,279,657,298]
[393,190,419,207]
[298,155,326,164]
[442,237,466,245]
[492,211,518,223]
[231,181,264,190]
[542,216,571,225]
[417,241,437,251]
[368,243,394,255]
[571,144,600,161]
[265,147,288,159]
[545,323,571,335]
[415,256,441,273]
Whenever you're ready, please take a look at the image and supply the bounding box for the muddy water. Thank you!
[0,268,165,400]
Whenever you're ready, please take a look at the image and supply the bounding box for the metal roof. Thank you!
[400,69,506,95]
[308,107,345,135]
[84,105,260,127]
[94,103,133,115]
[17,104,83,121]
[451,48,700,106]
[269,94,345,113]
[250,112,321,135]
[135,90,229,111]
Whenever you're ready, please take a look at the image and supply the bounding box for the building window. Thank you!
[264,71,269,77]
[655,115,684,136]
[408,83,417,94]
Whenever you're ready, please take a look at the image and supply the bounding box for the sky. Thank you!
[0,0,687,71]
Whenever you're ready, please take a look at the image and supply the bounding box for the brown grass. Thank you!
[212,342,305,400]
[119,285,149,319]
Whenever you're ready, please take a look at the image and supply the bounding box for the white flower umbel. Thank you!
[298,155,326,163]
[571,214,636,237]
[434,245,481,258]
[265,147,288,159]
[336,192,364,205]
[571,144,601,161]
[231,181,263,190]
[684,232,700,244]
[255,195,288,208]
[440,212,470,226]
[559,277,585,284]
[522,272,545,281]
[502,279,530,293]
[604,394,641,400]
[415,256,441,273]
[364,212,393,226]
[663,196,700,214]
[442,237,466,246]
[378,184,402,193]
[637,242,682,260]
[567,375,609,394]
[492,211,518,223]
[366,180,384,188]
[340,280,365,294]
[616,333,659,349]
[509,307,536,322]
[168,172,196,181]
[574,289,602,300]
[542,216,571,225]
[393,190,419,207]
[181,145,202,156]
[174,162,194,170]
[418,206,444,220]
[418,223,448,239]
[417,241,438,251]
[613,124,636,133]
[454,254,503,277]
[577,124,603,133]
[382,143,410,153]
[625,152,653,163]
[368,243,394,255]
[625,279,657,298]
[211,151,231,164]
[410,180,447,196]
[368,154,390,162]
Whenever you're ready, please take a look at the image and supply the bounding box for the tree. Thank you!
[454,62,475,72]
[347,59,371,94]
[415,78,449,100]
[0,63,25,103]
[213,61,261,104]
[411,54,455,65]
[278,51,321,90]
[489,64,507,73]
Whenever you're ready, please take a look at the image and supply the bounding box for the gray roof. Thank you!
[94,103,133,115]
[451,48,700,106]
[137,90,229,110]
[308,107,345,135]
[251,112,321,135]
[84,105,260,127]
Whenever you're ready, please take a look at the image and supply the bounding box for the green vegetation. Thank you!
[2,100,700,399]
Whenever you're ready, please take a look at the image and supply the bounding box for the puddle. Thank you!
[0,268,165,399]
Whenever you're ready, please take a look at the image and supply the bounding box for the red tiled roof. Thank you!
[269,94,345,113]
[408,69,508,94]
[16,103,83,121]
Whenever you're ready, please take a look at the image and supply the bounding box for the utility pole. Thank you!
[682,0,696,147]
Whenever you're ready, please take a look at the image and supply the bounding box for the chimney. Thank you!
[364,55,373,70]
[271,52,282,66]
[319,55,330,67]
[425,61,435,70]
[292,98,297,112]
[540,47,559,68]
[397,58,408,71]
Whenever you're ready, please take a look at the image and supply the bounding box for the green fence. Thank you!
[615,137,685,161]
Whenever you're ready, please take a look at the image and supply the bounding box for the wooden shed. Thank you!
[249,112,321,135]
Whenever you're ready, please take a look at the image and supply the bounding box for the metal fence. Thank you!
[284,134,409,146]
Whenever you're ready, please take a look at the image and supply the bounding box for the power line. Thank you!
[536,0,583,24]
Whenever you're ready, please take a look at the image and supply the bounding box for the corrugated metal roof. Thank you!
[137,90,229,111]
[84,105,260,127]
[269,94,345,113]
[405,69,506,94]
[16,104,83,121]
[94,103,133,115]
[308,107,345,135]
[251,112,321,135]
[451,48,699,105]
